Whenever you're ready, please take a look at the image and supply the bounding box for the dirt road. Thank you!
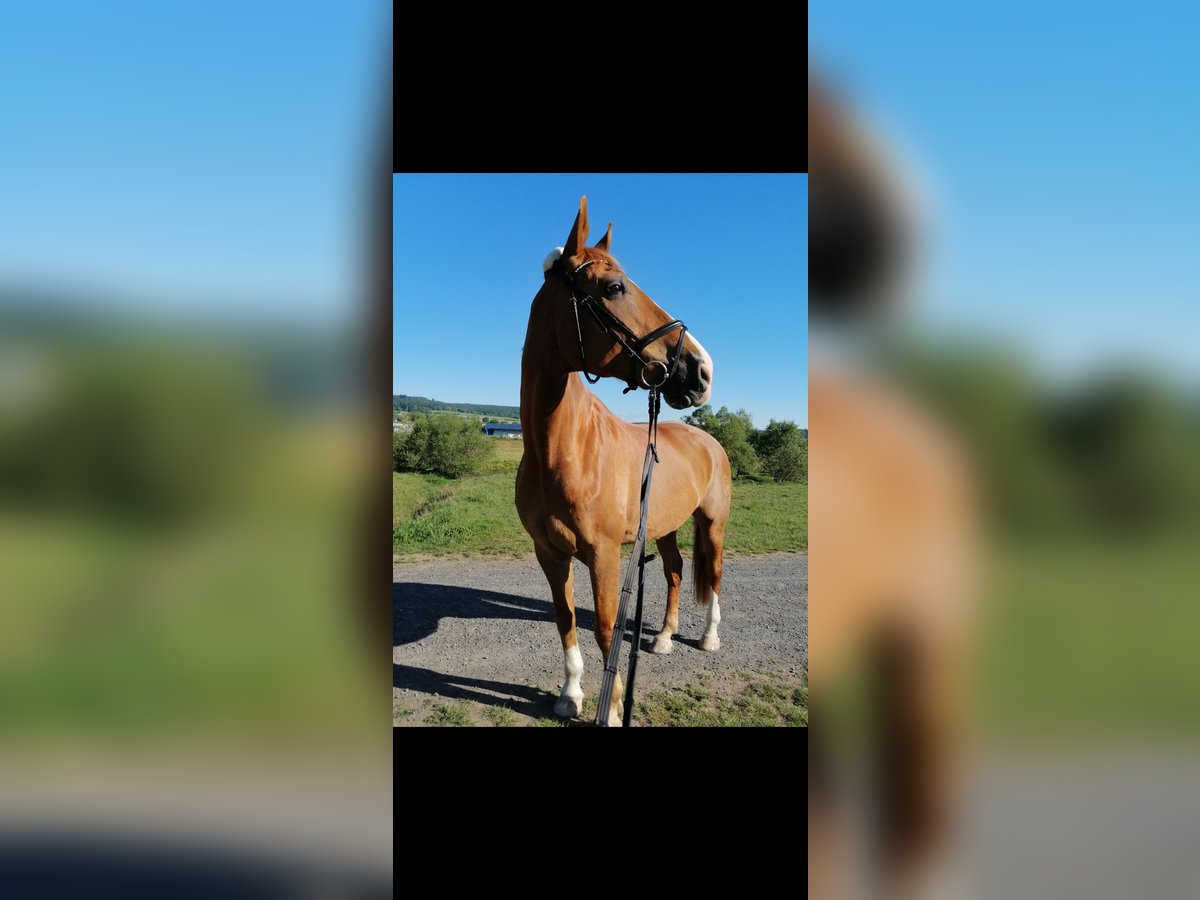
[393,552,807,726]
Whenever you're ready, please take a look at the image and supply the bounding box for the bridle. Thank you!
[554,257,689,393]
[547,253,691,727]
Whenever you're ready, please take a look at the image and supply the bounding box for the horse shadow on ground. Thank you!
[394,581,613,725]
[393,581,596,647]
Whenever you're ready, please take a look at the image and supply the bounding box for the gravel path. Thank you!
[393,552,807,726]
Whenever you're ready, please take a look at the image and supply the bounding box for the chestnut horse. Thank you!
[516,196,732,726]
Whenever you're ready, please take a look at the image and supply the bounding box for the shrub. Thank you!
[394,414,493,478]
[682,404,762,479]
[749,420,808,483]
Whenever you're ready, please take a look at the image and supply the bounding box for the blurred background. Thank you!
[810,3,1200,898]
[0,2,390,893]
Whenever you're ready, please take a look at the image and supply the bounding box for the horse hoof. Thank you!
[699,635,721,652]
[651,636,673,655]
[554,695,583,718]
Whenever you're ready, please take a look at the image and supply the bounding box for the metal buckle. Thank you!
[639,360,669,388]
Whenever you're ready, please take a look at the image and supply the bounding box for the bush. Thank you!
[394,414,493,478]
[682,405,762,478]
[749,420,808,483]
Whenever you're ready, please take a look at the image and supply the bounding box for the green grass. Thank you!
[531,716,570,727]
[394,446,807,558]
[677,480,807,554]
[392,472,444,522]
[426,701,473,727]
[392,470,531,556]
[635,674,807,727]
[392,702,414,720]
[483,705,518,727]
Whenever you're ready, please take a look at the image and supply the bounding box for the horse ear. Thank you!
[563,195,589,258]
[593,221,613,253]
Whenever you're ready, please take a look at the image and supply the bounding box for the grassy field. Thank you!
[393,439,807,558]
[392,672,807,727]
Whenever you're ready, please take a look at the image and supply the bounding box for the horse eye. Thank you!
[607,281,625,297]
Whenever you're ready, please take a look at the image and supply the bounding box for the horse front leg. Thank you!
[588,542,625,726]
[535,543,583,718]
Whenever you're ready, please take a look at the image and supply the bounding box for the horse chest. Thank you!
[518,461,629,554]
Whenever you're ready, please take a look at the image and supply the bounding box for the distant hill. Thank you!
[393,394,520,419]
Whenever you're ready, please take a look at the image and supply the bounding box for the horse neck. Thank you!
[519,290,597,466]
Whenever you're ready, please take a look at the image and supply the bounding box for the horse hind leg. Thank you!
[692,511,726,652]
[651,531,683,654]
[535,543,584,718]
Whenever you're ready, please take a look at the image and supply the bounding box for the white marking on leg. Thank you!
[554,643,584,718]
[607,673,624,727]
[700,592,721,652]
[652,628,674,654]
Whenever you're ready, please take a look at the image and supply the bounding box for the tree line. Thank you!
[393,405,810,484]
[393,394,520,419]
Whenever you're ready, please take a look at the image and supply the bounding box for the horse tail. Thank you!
[692,515,715,607]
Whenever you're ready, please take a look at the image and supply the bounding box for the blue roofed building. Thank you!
[481,423,523,438]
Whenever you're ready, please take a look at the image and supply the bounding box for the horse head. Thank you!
[543,196,714,410]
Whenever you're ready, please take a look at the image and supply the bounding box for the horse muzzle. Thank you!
[661,351,712,409]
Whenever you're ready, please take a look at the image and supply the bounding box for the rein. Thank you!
[595,384,663,727]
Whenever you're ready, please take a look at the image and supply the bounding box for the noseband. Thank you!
[554,258,688,391]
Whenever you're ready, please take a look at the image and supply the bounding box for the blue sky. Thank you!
[811,3,1200,384]
[393,174,808,427]
[0,3,386,321]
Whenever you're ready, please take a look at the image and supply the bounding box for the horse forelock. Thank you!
[575,246,621,271]
[543,246,621,278]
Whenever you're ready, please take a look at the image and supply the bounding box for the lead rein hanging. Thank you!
[595,384,664,726]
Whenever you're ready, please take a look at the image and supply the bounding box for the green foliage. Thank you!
[483,705,517,727]
[682,405,762,478]
[426,701,473,726]
[393,394,519,419]
[683,405,809,483]
[749,420,808,482]
[394,414,493,478]
[392,428,405,472]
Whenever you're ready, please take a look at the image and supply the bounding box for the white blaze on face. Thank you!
[686,334,715,405]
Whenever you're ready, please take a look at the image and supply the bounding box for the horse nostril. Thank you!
[699,361,713,390]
